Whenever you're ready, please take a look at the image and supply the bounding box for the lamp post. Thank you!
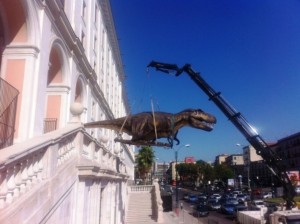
[236,143,251,191]
[238,175,243,190]
[175,144,190,210]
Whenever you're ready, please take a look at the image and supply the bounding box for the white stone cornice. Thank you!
[77,162,129,180]
[98,0,124,81]
[46,85,71,93]
[3,45,40,58]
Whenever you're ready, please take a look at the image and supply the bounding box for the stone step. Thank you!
[126,192,156,224]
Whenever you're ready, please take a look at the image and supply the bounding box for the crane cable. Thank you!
[147,67,160,143]
[151,97,158,142]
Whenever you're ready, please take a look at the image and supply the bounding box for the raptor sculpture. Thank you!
[84,109,216,148]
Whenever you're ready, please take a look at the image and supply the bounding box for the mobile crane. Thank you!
[147,61,296,210]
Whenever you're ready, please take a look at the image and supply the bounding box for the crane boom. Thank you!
[148,61,295,209]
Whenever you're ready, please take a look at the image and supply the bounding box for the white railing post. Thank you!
[27,156,34,188]
[0,170,8,208]
[6,167,15,204]
[13,163,21,198]
[32,155,38,184]
[20,160,28,193]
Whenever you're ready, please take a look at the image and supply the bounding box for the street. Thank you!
[167,188,234,224]
[170,200,234,224]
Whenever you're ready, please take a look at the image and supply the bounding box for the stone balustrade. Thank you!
[0,103,129,215]
[0,127,79,210]
[129,185,154,193]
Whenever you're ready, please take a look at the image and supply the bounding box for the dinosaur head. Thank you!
[179,109,216,131]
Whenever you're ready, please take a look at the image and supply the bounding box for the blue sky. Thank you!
[110,0,300,163]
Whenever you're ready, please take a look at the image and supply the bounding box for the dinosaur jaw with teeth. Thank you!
[190,115,216,131]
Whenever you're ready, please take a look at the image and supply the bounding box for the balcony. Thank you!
[0,78,19,149]
[0,106,131,223]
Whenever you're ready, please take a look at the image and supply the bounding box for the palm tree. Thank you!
[136,146,155,184]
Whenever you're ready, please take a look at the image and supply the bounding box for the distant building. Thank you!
[153,162,169,181]
[275,132,300,172]
[168,161,182,183]
[225,154,244,166]
[242,145,263,166]
[214,154,228,165]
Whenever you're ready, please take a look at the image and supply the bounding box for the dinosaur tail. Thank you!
[84,118,126,132]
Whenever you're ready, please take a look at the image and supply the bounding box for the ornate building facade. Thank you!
[0,0,134,223]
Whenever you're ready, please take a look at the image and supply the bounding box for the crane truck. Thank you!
[147,61,299,223]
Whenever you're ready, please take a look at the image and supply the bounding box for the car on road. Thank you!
[207,198,218,204]
[232,190,242,197]
[197,193,207,201]
[188,194,198,203]
[236,194,247,203]
[263,192,273,199]
[207,201,221,211]
[220,203,237,215]
[233,204,248,218]
[197,197,207,206]
[210,193,222,200]
[226,198,239,205]
[183,193,189,200]
[193,204,209,217]
[249,200,265,210]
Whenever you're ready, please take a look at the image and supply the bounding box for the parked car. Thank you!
[236,194,247,203]
[210,193,222,200]
[193,204,209,217]
[220,203,237,215]
[232,191,242,197]
[251,188,262,197]
[263,192,273,199]
[197,197,207,206]
[207,198,218,204]
[233,204,248,218]
[249,200,265,210]
[197,193,207,200]
[164,186,173,194]
[188,194,198,203]
[183,193,189,200]
[207,201,221,211]
[226,198,239,205]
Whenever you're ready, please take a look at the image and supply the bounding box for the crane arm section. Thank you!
[147,61,295,210]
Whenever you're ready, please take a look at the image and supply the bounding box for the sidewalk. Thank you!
[162,208,196,224]
[161,209,224,224]
[162,211,181,224]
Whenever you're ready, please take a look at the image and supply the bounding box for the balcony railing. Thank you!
[0,122,129,213]
[44,118,57,133]
[0,78,19,149]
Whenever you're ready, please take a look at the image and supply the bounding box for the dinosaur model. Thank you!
[84,108,216,148]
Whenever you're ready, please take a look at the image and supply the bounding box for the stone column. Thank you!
[88,180,101,224]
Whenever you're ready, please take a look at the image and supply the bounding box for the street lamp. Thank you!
[175,144,190,209]
[238,175,243,190]
[236,143,251,191]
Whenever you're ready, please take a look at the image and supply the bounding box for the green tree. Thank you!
[196,160,214,186]
[136,146,155,184]
[213,163,233,183]
[177,163,198,184]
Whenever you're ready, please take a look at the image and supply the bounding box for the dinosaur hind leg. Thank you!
[173,131,180,145]
[167,131,180,147]
[173,137,180,145]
